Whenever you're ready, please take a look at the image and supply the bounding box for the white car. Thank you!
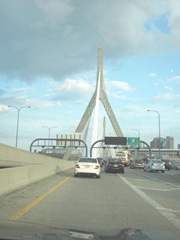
[74,157,101,178]
[144,159,165,173]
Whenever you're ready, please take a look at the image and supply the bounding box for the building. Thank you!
[163,136,174,149]
[150,136,174,149]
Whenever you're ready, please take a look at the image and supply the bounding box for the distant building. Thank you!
[150,136,174,149]
[163,136,174,149]
[150,137,163,149]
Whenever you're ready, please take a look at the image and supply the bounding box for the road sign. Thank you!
[105,137,127,145]
[127,137,140,146]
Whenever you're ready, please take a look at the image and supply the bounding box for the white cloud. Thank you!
[108,81,132,92]
[149,72,157,77]
[0,105,9,112]
[0,0,180,81]
[122,105,145,114]
[169,75,180,82]
[153,93,180,101]
[35,0,74,27]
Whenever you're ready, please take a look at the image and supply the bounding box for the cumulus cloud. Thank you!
[153,93,180,101]
[51,78,94,101]
[169,75,180,82]
[149,72,157,77]
[122,104,145,114]
[0,105,9,112]
[108,81,132,92]
[0,0,180,82]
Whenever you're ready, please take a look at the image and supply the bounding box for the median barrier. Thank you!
[0,143,75,196]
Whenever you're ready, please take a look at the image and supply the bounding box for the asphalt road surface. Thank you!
[0,167,180,239]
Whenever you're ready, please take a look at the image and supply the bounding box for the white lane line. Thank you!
[138,186,180,191]
[118,175,180,230]
[125,177,147,181]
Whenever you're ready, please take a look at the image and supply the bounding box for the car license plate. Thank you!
[84,165,90,168]
[114,164,118,167]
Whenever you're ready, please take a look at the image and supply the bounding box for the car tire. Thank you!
[96,174,100,179]
[74,173,78,177]
[162,170,164,173]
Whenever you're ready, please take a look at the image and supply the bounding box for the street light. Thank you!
[147,109,161,158]
[131,128,140,139]
[131,128,140,159]
[8,105,31,148]
[42,126,57,152]
[42,126,57,139]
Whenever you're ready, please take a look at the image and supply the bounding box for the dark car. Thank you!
[164,160,171,170]
[105,158,124,173]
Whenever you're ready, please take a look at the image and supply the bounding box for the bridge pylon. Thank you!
[63,47,124,159]
[75,47,123,137]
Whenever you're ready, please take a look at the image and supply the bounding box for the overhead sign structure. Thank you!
[105,137,127,145]
[127,137,140,146]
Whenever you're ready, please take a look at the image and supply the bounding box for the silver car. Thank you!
[144,159,165,173]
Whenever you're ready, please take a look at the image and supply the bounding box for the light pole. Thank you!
[42,126,57,152]
[131,128,140,159]
[131,128,140,139]
[147,109,161,159]
[131,128,140,147]
[8,105,31,148]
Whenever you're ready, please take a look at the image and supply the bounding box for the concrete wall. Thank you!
[0,143,75,196]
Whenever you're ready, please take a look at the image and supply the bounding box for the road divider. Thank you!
[0,143,75,196]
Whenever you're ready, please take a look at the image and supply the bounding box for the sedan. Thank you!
[105,158,124,173]
[130,160,144,169]
[144,159,165,173]
[74,157,101,178]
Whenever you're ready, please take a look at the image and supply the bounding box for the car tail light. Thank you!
[75,164,80,168]
[119,164,124,167]
[94,165,100,169]
[108,163,113,166]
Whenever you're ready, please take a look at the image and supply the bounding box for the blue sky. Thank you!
[0,0,180,150]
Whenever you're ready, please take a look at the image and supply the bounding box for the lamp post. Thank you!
[131,128,140,159]
[131,128,140,139]
[8,105,31,148]
[42,126,57,152]
[147,109,161,158]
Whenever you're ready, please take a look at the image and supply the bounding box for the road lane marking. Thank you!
[138,186,180,191]
[118,175,180,230]
[10,176,72,221]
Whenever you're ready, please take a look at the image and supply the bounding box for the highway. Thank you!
[0,167,180,239]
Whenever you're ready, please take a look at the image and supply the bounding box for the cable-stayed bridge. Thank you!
[57,47,124,159]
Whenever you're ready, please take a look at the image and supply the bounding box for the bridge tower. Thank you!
[62,47,124,159]
[75,47,124,147]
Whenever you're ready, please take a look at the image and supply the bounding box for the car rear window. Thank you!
[79,158,97,163]
[108,159,122,164]
[153,160,163,163]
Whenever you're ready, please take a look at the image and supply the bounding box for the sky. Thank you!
[0,0,180,151]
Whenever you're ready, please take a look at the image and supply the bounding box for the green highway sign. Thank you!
[127,137,140,146]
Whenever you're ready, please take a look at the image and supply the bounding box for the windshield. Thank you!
[108,159,122,164]
[79,158,97,163]
[0,1,180,240]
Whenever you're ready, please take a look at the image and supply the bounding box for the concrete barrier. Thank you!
[0,143,76,196]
